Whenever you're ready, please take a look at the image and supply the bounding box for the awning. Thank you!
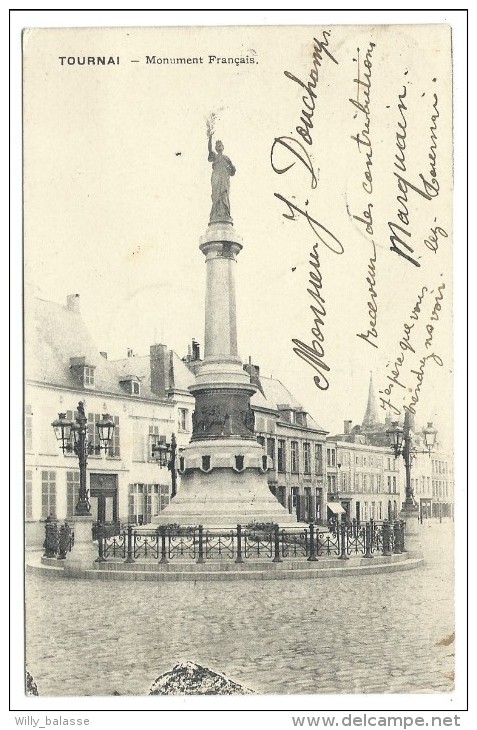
[327,502,345,515]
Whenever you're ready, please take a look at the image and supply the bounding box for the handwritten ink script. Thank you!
[270,30,341,391]
[349,42,378,350]
[379,279,447,417]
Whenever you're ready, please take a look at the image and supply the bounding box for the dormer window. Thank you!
[119,376,141,396]
[70,357,96,390]
[84,367,95,387]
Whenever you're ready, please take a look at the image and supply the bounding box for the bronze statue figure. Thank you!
[207,121,236,224]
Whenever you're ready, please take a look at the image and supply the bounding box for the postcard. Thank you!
[18,16,465,720]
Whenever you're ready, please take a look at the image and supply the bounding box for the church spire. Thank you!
[362,371,380,429]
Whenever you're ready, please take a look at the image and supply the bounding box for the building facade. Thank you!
[25,293,196,547]
[246,365,329,524]
[326,374,455,523]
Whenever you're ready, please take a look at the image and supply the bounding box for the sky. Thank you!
[22,22,456,448]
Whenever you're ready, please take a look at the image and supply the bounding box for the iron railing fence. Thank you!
[42,519,75,559]
[42,519,406,564]
[95,520,406,565]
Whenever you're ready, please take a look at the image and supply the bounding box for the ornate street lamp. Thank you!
[386,412,437,514]
[152,433,178,498]
[52,401,115,515]
[423,422,438,455]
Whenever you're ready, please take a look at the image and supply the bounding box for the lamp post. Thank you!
[152,433,178,498]
[386,413,438,515]
[52,401,115,515]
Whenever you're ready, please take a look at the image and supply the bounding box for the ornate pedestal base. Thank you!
[66,515,97,569]
[399,506,422,556]
[152,438,296,527]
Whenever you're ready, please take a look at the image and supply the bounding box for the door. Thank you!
[90,473,118,524]
[355,501,361,525]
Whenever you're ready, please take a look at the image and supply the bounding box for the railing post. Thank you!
[273,524,282,563]
[363,521,373,559]
[43,517,58,558]
[235,524,244,564]
[159,526,169,564]
[382,519,392,556]
[196,524,205,564]
[338,520,349,560]
[393,521,402,554]
[307,522,318,562]
[400,520,407,553]
[96,532,107,562]
[57,521,70,560]
[125,524,135,563]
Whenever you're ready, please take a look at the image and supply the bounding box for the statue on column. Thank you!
[207,115,236,224]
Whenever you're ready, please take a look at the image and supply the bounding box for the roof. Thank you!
[26,296,126,396]
[112,352,195,395]
[251,375,327,433]
[25,295,195,400]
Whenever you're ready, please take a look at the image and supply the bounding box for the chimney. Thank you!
[344,420,352,435]
[66,294,80,313]
[100,351,108,360]
[150,344,169,397]
[192,339,201,360]
[127,348,134,358]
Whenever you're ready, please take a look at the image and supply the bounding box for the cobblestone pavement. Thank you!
[25,521,455,696]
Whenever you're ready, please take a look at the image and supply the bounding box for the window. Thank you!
[387,476,392,492]
[291,487,299,507]
[315,488,322,520]
[371,501,376,519]
[108,416,120,457]
[41,470,56,518]
[178,408,188,432]
[277,440,286,472]
[377,475,382,492]
[363,501,368,520]
[342,473,347,490]
[145,484,170,522]
[149,425,163,461]
[257,435,265,448]
[378,501,383,520]
[86,412,120,457]
[25,405,33,452]
[314,444,323,474]
[87,413,102,454]
[392,476,397,494]
[290,441,299,473]
[363,456,367,467]
[25,469,33,519]
[326,448,336,467]
[66,471,80,517]
[133,420,145,461]
[129,483,144,524]
[84,366,95,387]
[267,438,275,466]
[355,474,360,492]
[370,475,375,493]
[327,475,336,492]
[303,442,311,474]
[129,483,169,524]
[363,475,368,491]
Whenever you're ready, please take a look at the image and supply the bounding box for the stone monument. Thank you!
[154,124,295,526]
